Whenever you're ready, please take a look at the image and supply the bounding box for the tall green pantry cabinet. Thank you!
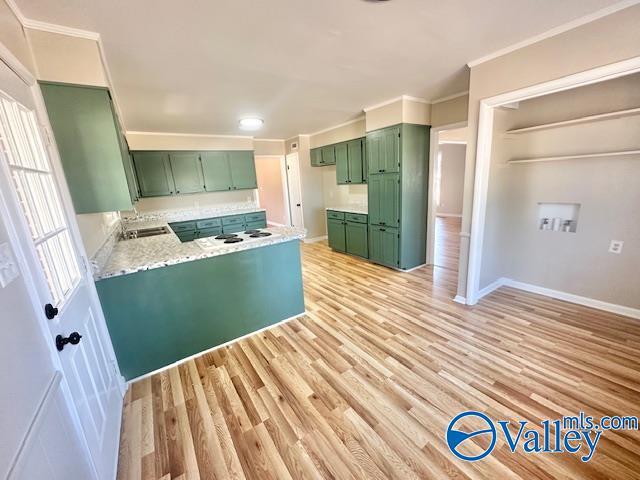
[367,123,430,270]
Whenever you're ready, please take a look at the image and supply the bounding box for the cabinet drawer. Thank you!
[222,222,246,234]
[327,210,345,220]
[244,211,266,223]
[176,231,197,243]
[345,212,367,224]
[221,214,245,226]
[197,226,222,238]
[246,220,267,230]
[169,221,196,233]
[196,218,222,229]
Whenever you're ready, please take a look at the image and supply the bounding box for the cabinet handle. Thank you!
[378,169,383,173]
[228,186,231,190]
[380,222,386,225]
[380,228,386,232]
[176,190,180,194]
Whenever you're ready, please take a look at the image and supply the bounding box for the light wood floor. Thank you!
[117,241,640,480]
[434,216,461,271]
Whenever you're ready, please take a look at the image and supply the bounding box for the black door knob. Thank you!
[296,203,301,207]
[56,332,82,351]
[45,303,59,320]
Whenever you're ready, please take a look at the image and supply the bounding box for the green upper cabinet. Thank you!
[168,152,204,194]
[321,145,336,165]
[132,151,174,197]
[347,138,364,184]
[335,142,349,184]
[367,125,400,174]
[228,151,257,190]
[133,150,257,197]
[310,148,324,167]
[201,151,232,192]
[368,172,399,227]
[39,82,134,214]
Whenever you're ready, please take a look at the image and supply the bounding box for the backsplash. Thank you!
[121,201,262,224]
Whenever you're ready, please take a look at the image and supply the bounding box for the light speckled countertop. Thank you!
[325,205,368,215]
[95,225,305,281]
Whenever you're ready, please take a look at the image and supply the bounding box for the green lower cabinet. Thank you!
[246,220,267,230]
[345,221,368,258]
[327,218,346,252]
[95,240,305,380]
[196,227,222,239]
[369,225,399,268]
[176,231,197,242]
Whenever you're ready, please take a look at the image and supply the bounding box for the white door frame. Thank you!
[426,121,467,266]
[0,41,124,478]
[285,152,304,228]
[465,55,640,305]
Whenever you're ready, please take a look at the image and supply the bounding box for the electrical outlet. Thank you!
[608,240,624,254]
[0,242,19,288]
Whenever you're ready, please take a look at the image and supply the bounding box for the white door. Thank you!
[285,153,304,228]
[0,62,122,479]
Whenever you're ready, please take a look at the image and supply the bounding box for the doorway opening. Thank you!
[427,125,467,276]
[254,155,290,227]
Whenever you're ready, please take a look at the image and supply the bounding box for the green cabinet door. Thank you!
[201,151,232,192]
[133,151,175,197]
[335,142,349,184]
[327,218,346,252]
[310,148,323,167]
[368,172,400,227]
[169,152,205,194]
[345,221,368,258]
[366,126,399,174]
[382,126,400,173]
[347,138,364,184]
[112,105,139,203]
[40,82,133,213]
[369,226,399,268]
[321,145,336,165]
[228,151,257,190]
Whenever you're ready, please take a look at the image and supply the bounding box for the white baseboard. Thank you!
[436,213,463,218]
[477,277,508,300]
[126,311,306,384]
[397,263,427,273]
[454,295,467,305]
[304,235,328,244]
[475,277,640,320]
[503,279,640,320]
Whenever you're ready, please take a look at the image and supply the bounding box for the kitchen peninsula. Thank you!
[94,206,306,380]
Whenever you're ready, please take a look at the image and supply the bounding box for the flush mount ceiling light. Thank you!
[238,117,264,131]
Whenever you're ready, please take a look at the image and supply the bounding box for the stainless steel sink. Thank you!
[124,226,171,240]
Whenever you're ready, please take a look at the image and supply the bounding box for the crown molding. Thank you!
[21,18,100,41]
[307,115,365,137]
[467,0,640,68]
[254,138,286,142]
[126,130,254,139]
[431,90,469,104]
[363,94,431,113]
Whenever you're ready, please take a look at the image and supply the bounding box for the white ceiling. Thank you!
[15,0,622,138]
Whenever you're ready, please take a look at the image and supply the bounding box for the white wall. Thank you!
[436,143,465,216]
[255,156,288,225]
[479,73,640,309]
